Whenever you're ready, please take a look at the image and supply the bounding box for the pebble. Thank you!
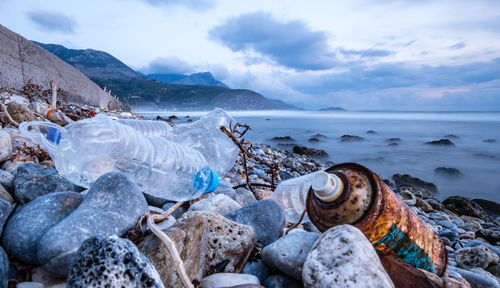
[439,230,459,242]
[438,220,458,230]
[261,230,319,281]
[415,198,433,212]
[242,259,272,284]
[477,228,500,243]
[455,245,499,269]
[0,199,12,237]
[0,130,11,163]
[486,263,500,277]
[0,185,13,205]
[16,283,44,288]
[450,266,500,288]
[213,186,257,207]
[399,190,416,205]
[37,172,149,277]
[1,192,82,264]
[189,194,242,215]
[459,222,482,232]
[302,224,394,288]
[426,198,445,211]
[0,247,8,288]
[13,163,74,204]
[264,274,302,288]
[0,170,14,191]
[200,273,260,288]
[465,240,500,258]
[225,199,285,246]
[67,235,164,288]
[443,196,489,220]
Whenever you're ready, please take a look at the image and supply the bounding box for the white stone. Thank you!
[200,273,259,288]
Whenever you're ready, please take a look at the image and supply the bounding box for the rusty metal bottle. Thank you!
[306,163,448,276]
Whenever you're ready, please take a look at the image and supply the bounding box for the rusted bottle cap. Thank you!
[312,172,344,202]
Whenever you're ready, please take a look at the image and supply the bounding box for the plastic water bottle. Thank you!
[116,108,238,177]
[19,114,219,202]
[270,171,336,223]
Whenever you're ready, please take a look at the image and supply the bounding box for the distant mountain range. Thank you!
[319,106,347,111]
[34,42,297,110]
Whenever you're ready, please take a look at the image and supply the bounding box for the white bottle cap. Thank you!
[312,172,344,202]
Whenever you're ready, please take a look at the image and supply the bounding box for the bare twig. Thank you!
[285,208,307,235]
[0,102,19,127]
[232,183,276,189]
[50,80,57,108]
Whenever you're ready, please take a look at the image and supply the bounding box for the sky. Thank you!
[1,0,500,110]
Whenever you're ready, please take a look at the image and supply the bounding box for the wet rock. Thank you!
[425,138,455,146]
[340,135,365,142]
[302,224,394,288]
[6,101,35,123]
[0,170,13,190]
[426,198,445,211]
[181,211,256,274]
[0,185,13,204]
[445,134,460,139]
[312,133,327,138]
[242,259,271,284]
[264,274,302,288]
[366,130,377,134]
[1,192,82,264]
[0,130,11,163]
[415,198,434,213]
[392,174,438,194]
[483,139,496,143]
[0,199,13,237]
[261,230,319,281]
[200,273,260,288]
[138,213,208,287]
[0,247,8,288]
[443,196,489,220]
[225,199,286,246]
[458,222,482,233]
[13,163,74,204]
[486,263,500,277]
[465,240,500,258]
[271,136,294,142]
[279,170,294,181]
[292,146,328,157]
[439,230,459,242]
[37,172,149,278]
[387,137,401,143]
[15,282,44,288]
[477,228,500,243]
[450,266,499,288]
[473,199,500,219]
[455,245,499,269]
[308,137,319,142]
[67,235,163,288]
[189,194,242,215]
[435,167,462,177]
[399,189,416,206]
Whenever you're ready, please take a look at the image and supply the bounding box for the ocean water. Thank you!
[140,110,500,202]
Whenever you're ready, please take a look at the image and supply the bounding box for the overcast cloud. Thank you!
[26,10,77,34]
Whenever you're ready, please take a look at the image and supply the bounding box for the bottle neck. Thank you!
[311,172,345,203]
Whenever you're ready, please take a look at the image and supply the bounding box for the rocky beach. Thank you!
[0,91,499,288]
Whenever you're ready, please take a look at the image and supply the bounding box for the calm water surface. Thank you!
[140,110,500,202]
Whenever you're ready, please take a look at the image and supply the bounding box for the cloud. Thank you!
[26,10,77,34]
[140,57,194,74]
[138,0,215,11]
[209,12,337,71]
[449,42,466,50]
[339,48,394,58]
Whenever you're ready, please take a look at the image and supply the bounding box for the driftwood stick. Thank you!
[50,80,57,108]
[0,102,19,127]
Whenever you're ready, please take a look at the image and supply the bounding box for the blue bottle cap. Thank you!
[193,168,219,194]
[46,128,62,145]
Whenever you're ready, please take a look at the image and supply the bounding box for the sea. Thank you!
[139,110,500,203]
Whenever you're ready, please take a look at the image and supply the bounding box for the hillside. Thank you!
[0,25,122,109]
[36,42,297,110]
[147,72,229,88]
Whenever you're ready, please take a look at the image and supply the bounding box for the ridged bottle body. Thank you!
[269,171,322,223]
[54,114,210,201]
[116,118,172,137]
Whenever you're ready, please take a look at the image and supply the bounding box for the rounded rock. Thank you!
[200,273,259,288]
[455,245,499,269]
[189,194,242,215]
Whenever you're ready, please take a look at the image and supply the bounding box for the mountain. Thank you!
[35,41,298,110]
[319,106,347,111]
[33,42,141,80]
[147,72,229,88]
[0,25,122,109]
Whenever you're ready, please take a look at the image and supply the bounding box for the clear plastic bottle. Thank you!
[269,171,341,224]
[116,118,172,137]
[20,114,219,202]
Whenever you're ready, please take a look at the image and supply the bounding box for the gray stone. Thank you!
[0,199,12,237]
[426,199,445,211]
[302,224,394,288]
[1,192,82,264]
[443,196,490,220]
[189,194,242,215]
[37,172,149,278]
[0,130,11,163]
[465,240,500,258]
[415,197,434,212]
[439,230,459,242]
[178,211,256,274]
[14,163,74,204]
[455,245,499,269]
[15,282,44,288]
[242,259,271,284]
[6,101,35,123]
[459,222,482,232]
[225,199,286,246]
[487,263,500,277]
[0,170,14,190]
[438,220,458,230]
[399,189,416,206]
[67,235,163,288]
[213,186,257,207]
[450,266,499,288]
[261,230,319,281]
[477,228,500,243]
[0,247,8,288]
[0,185,13,204]
[200,273,259,288]
[264,274,302,288]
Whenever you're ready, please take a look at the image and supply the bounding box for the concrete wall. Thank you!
[0,24,123,110]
